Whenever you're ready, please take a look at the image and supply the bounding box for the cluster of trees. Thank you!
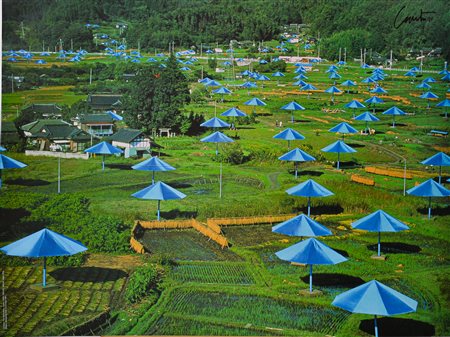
[4,0,448,59]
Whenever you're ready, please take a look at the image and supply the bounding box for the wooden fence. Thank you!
[135,219,194,229]
[351,174,375,186]
[207,214,296,227]
[365,166,413,179]
[130,236,145,254]
[192,220,229,249]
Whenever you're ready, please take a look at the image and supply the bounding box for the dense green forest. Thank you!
[2,0,450,60]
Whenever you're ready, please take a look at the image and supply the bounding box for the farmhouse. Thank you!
[75,113,115,138]
[110,128,161,158]
[87,94,122,112]
[21,119,91,152]
[21,103,63,119]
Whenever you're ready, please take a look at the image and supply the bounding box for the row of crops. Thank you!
[145,289,350,335]
[2,266,127,337]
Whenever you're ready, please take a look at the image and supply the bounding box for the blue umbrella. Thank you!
[441,73,450,81]
[286,179,334,216]
[132,181,186,221]
[351,210,409,256]
[361,63,371,69]
[0,154,27,188]
[294,73,308,80]
[0,146,6,152]
[382,106,406,127]
[436,98,450,118]
[276,238,347,293]
[404,71,416,77]
[201,131,234,198]
[279,148,315,179]
[201,117,230,129]
[35,59,47,64]
[419,91,439,108]
[407,179,450,218]
[370,86,388,95]
[132,156,176,185]
[273,128,305,150]
[416,81,431,91]
[244,97,267,114]
[204,79,222,87]
[364,96,384,114]
[354,111,380,132]
[329,72,341,84]
[106,110,123,121]
[341,80,357,93]
[345,100,366,118]
[84,141,123,171]
[321,140,357,170]
[212,87,232,102]
[199,77,212,83]
[0,228,87,287]
[329,122,358,139]
[221,107,247,118]
[325,86,342,103]
[272,71,285,84]
[257,74,271,81]
[293,79,308,87]
[281,101,305,123]
[301,83,317,99]
[332,280,417,337]
[362,77,376,91]
[273,214,331,238]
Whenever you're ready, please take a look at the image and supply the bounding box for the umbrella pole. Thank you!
[374,315,379,337]
[291,112,294,124]
[152,171,155,185]
[337,152,340,170]
[295,162,298,179]
[219,162,223,198]
[428,197,431,219]
[157,200,161,221]
[309,264,313,293]
[216,143,219,156]
[307,197,311,217]
[43,257,47,287]
[102,155,105,171]
[392,116,395,128]
[378,231,381,256]
[288,140,290,151]
[438,166,442,184]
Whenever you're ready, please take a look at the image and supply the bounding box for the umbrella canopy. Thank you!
[212,87,232,95]
[345,99,366,109]
[272,214,332,237]
[279,148,316,179]
[322,140,357,170]
[0,228,87,287]
[351,210,409,256]
[106,110,123,121]
[332,280,417,337]
[286,179,334,216]
[382,106,406,128]
[420,91,439,108]
[276,238,347,292]
[341,79,356,87]
[436,98,450,118]
[273,128,305,150]
[416,82,431,90]
[132,181,186,220]
[364,95,384,113]
[244,97,267,106]
[221,107,247,117]
[294,73,308,80]
[204,79,222,87]
[325,86,342,103]
[281,101,305,123]
[407,179,450,218]
[0,146,6,152]
[421,152,450,184]
[370,86,388,94]
[201,131,234,156]
[301,83,318,91]
[257,74,271,81]
[201,117,230,128]
[84,141,123,171]
[355,111,380,133]
[132,156,176,185]
[0,154,27,188]
[329,122,358,139]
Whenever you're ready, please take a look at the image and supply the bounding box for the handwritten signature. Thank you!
[394,5,436,29]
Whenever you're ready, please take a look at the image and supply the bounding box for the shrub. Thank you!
[125,265,160,304]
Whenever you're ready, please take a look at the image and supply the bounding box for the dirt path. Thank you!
[268,172,281,189]
[84,253,145,271]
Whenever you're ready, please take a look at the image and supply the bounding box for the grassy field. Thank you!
[1,51,449,336]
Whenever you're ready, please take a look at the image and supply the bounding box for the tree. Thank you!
[123,55,190,133]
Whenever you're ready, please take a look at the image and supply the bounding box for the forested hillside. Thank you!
[2,0,450,60]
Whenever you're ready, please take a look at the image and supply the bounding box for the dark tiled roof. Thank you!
[21,119,71,133]
[87,94,122,108]
[79,114,114,124]
[21,104,62,114]
[109,128,143,143]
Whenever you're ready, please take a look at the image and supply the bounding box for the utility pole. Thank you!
[390,50,393,69]
[20,21,25,40]
[363,48,366,65]
[89,68,92,85]
[70,39,73,51]
[138,41,140,54]
[339,47,342,62]
[200,43,203,57]
[344,48,347,63]
[11,75,14,94]
[59,38,63,51]
[360,49,363,66]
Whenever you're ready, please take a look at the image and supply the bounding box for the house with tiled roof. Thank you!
[21,104,63,118]
[21,119,91,152]
[87,94,122,112]
[110,128,161,158]
[74,114,115,138]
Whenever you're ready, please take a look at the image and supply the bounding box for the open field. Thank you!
[1,50,449,336]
